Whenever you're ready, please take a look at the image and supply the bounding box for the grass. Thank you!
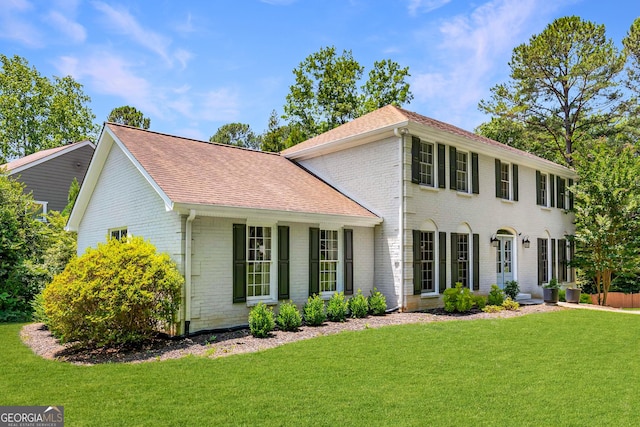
[2,310,640,426]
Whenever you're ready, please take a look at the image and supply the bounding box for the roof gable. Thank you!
[1,140,95,174]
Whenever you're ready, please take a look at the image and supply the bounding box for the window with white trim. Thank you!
[419,231,435,293]
[456,151,468,192]
[538,173,548,206]
[109,227,128,240]
[320,229,338,293]
[456,234,469,287]
[500,162,510,199]
[419,140,435,187]
[34,201,48,222]
[247,226,272,298]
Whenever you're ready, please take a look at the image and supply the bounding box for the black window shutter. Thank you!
[278,226,290,300]
[411,136,420,184]
[472,233,480,291]
[309,228,320,296]
[568,178,574,210]
[413,230,422,295]
[472,153,479,194]
[569,239,576,282]
[344,229,354,295]
[438,144,446,188]
[537,238,545,286]
[512,164,519,201]
[558,239,567,282]
[551,238,557,280]
[536,171,542,205]
[495,159,502,198]
[439,232,447,293]
[549,174,555,207]
[449,146,457,190]
[232,224,247,303]
[450,233,459,286]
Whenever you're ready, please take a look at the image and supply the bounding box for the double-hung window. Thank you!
[449,147,478,194]
[495,160,518,201]
[500,162,510,198]
[419,140,435,187]
[418,231,435,293]
[247,226,272,298]
[537,172,548,206]
[456,152,468,193]
[456,234,469,287]
[538,238,549,286]
[320,229,338,293]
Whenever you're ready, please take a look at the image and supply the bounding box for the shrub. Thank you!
[487,285,505,306]
[443,283,475,313]
[31,291,48,324]
[502,297,520,311]
[249,302,275,338]
[368,288,387,315]
[482,305,505,313]
[473,294,487,309]
[276,300,302,331]
[326,292,348,322]
[504,281,519,300]
[43,236,183,347]
[580,293,592,304]
[303,294,326,326]
[559,289,566,302]
[349,289,369,318]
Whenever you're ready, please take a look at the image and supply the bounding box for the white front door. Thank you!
[496,236,514,288]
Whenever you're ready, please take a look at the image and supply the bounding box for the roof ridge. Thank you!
[105,122,281,157]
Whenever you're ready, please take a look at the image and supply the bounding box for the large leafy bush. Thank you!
[43,236,183,347]
[249,302,275,338]
[326,292,348,322]
[303,294,326,326]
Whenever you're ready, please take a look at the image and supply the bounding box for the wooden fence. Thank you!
[590,292,640,308]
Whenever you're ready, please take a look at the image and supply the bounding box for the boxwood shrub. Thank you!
[43,236,183,347]
[349,289,369,318]
[303,294,326,326]
[249,302,275,338]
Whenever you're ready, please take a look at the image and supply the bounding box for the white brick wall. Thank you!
[77,143,183,269]
[298,133,575,310]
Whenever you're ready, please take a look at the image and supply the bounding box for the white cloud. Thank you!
[92,1,175,65]
[46,11,87,43]
[199,89,241,122]
[407,0,452,16]
[0,0,42,47]
[410,0,564,129]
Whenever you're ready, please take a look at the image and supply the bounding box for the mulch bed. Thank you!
[20,304,565,365]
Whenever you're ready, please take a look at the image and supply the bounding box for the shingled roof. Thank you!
[281,105,563,169]
[1,140,93,173]
[105,123,378,220]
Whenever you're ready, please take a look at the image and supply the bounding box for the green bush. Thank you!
[303,294,326,326]
[276,300,302,332]
[580,293,592,304]
[504,281,519,300]
[443,283,475,313]
[487,285,505,306]
[473,294,487,309]
[502,297,520,311]
[43,236,183,347]
[482,305,505,313]
[349,289,369,318]
[31,291,48,324]
[326,292,348,322]
[559,289,566,302]
[249,302,275,338]
[368,288,387,315]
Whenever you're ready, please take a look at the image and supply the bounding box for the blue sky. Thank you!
[1,0,637,142]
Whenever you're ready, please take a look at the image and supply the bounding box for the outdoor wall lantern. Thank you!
[522,236,531,248]
[490,234,499,247]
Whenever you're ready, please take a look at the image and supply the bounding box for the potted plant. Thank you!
[565,283,581,304]
[543,278,559,304]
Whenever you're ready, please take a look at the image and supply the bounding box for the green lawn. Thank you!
[2,310,639,426]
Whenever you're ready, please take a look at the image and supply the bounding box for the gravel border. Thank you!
[20,304,565,365]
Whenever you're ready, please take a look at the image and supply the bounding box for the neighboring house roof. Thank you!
[68,123,380,230]
[1,140,95,175]
[281,105,572,174]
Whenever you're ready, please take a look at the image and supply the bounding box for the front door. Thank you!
[496,236,514,288]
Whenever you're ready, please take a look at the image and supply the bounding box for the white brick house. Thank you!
[68,105,575,333]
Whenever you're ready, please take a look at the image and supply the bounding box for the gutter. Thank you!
[184,209,196,335]
[394,127,408,312]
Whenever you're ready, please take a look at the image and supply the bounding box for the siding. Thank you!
[12,144,94,212]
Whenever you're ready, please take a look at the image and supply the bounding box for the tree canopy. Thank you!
[283,46,412,144]
[209,122,262,150]
[478,16,625,166]
[107,105,151,129]
[0,55,97,163]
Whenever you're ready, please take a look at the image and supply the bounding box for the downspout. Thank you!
[184,209,196,335]
[394,127,406,312]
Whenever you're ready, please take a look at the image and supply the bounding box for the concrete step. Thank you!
[516,293,532,301]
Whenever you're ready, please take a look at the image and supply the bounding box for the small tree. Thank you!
[572,141,640,305]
